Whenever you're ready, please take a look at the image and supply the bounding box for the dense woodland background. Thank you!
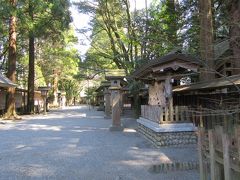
[0,0,239,118]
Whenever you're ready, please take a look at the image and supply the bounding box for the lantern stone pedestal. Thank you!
[105,69,126,132]
[109,87,123,131]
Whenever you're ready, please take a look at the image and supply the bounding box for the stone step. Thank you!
[149,161,199,173]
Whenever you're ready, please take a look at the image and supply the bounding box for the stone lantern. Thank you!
[105,69,126,131]
[38,86,50,115]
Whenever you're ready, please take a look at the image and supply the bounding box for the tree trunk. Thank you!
[229,1,240,75]
[27,1,35,113]
[53,69,59,106]
[167,0,178,46]
[199,0,215,80]
[4,0,17,119]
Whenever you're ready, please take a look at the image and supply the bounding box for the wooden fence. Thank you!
[141,105,192,124]
[0,90,25,109]
[198,126,240,180]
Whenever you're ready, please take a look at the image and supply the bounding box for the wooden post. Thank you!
[165,106,169,122]
[208,129,217,180]
[200,105,204,128]
[175,106,179,122]
[159,106,163,124]
[221,126,231,180]
[186,106,190,122]
[235,125,240,162]
[169,97,173,122]
[180,106,184,122]
[198,127,207,180]
[192,108,195,125]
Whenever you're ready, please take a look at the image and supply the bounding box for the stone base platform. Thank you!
[109,125,124,131]
[137,118,197,147]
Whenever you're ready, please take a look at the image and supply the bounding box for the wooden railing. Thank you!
[198,125,240,179]
[141,105,192,124]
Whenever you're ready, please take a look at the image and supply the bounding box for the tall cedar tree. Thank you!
[27,0,71,113]
[4,0,18,119]
[27,0,35,113]
[199,0,215,80]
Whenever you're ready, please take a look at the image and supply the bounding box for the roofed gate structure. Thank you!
[132,53,200,147]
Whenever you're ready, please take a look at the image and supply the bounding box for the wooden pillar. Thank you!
[208,129,217,180]
[198,127,208,180]
[221,126,231,180]
[159,106,163,124]
[175,106,179,122]
[169,96,174,122]
[235,125,240,161]
[165,77,173,122]
[104,87,111,119]
[164,107,168,122]
[180,106,184,122]
[186,106,190,122]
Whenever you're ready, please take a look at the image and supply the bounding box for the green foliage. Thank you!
[84,86,98,105]
[76,0,141,74]
[59,79,80,104]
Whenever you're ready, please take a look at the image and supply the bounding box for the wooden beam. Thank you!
[152,61,198,73]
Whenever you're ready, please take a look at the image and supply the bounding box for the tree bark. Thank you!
[167,0,178,46]
[53,69,59,106]
[229,1,240,75]
[199,0,215,80]
[27,1,35,114]
[4,0,17,119]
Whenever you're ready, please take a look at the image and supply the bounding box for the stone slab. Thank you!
[137,117,197,133]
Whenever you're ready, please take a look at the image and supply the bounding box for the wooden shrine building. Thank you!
[0,73,45,115]
[174,75,240,180]
[131,52,200,146]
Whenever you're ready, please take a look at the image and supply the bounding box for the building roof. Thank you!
[95,81,111,92]
[131,53,201,80]
[105,69,126,80]
[0,73,17,88]
[214,39,230,60]
[173,74,240,92]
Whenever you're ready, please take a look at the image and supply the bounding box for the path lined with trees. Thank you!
[0,106,198,179]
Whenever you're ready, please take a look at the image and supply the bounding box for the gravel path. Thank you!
[0,106,199,180]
